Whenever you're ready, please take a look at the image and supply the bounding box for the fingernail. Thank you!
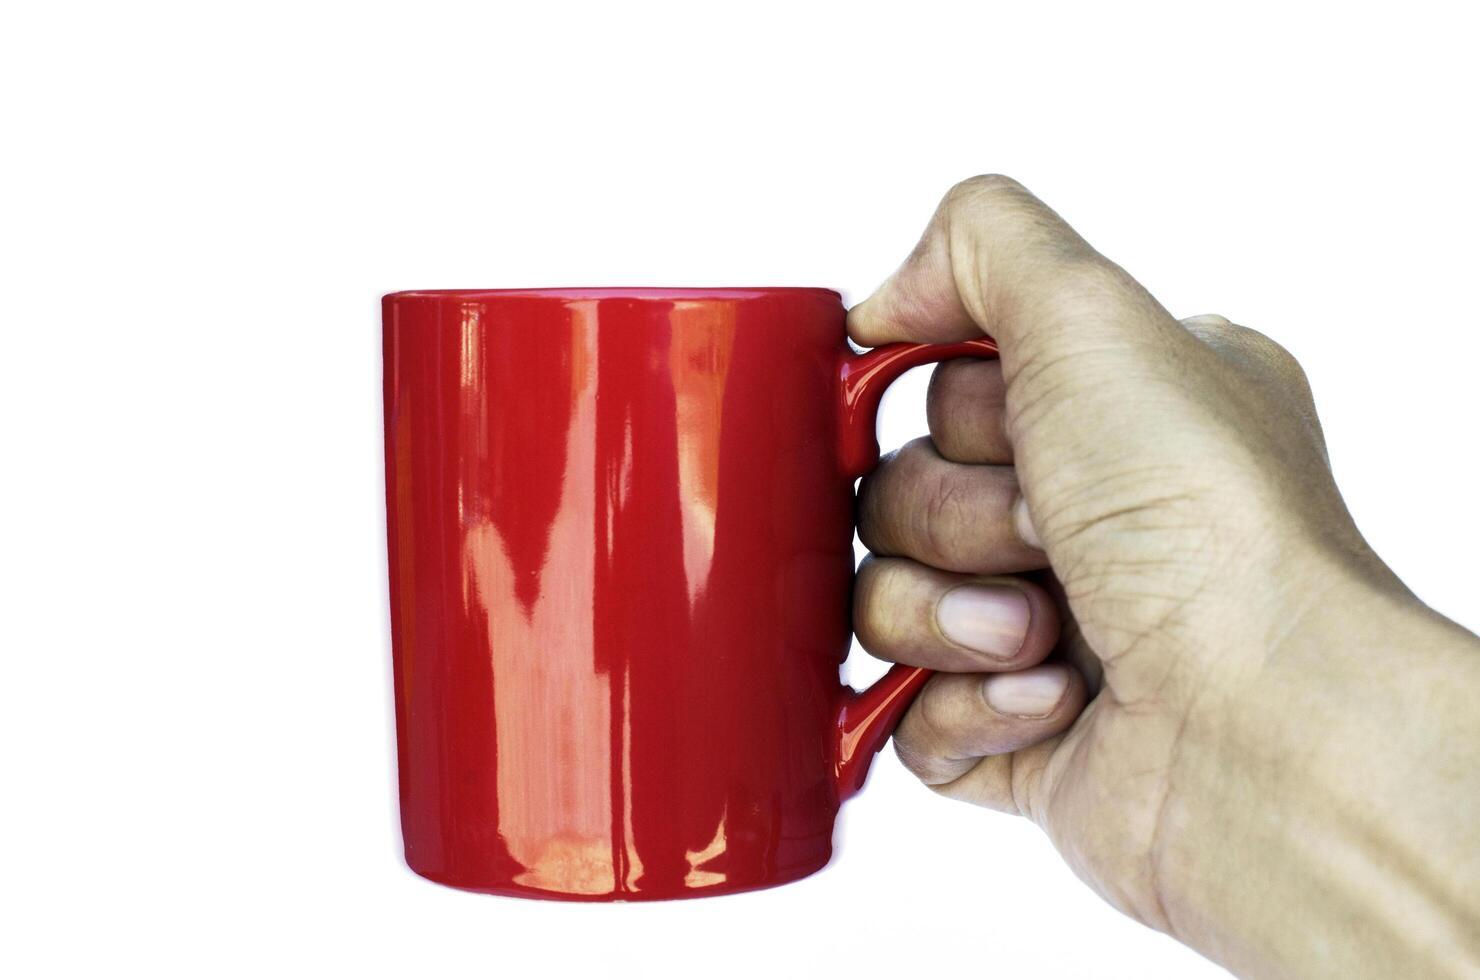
[1013,496,1044,551]
[936,584,1031,660]
[983,666,1070,718]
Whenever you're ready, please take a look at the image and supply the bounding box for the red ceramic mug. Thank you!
[382,287,998,900]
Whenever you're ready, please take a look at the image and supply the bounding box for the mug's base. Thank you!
[406,850,834,902]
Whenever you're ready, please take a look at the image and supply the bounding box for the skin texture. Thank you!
[850,176,1480,979]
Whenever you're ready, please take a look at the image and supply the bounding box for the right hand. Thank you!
[850,176,1480,978]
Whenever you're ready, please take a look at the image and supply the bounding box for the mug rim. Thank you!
[383,286,842,302]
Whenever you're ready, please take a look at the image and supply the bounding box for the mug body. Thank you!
[383,288,859,900]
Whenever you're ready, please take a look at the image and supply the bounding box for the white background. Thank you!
[4,2,1477,978]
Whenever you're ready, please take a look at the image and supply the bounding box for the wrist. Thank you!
[1151,576,1480,977]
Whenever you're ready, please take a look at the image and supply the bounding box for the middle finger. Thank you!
[858,436,1047,574]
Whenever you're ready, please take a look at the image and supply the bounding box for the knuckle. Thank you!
[1183,314,1273,353]
[892,728,940,782]
[894,435,936,467]
[942,174,1035,224]
[1007,750,1049,821]
[1225,321,1277,352]
[1244,329,1302,371]
[893,690,962,784]
[927,422,970,462]
[855,482,884,551]
[1179,313,1235,338]
[916,681,964,739]
[947,173,1025,202]
[920,469,972,563]
[924,382,957,451]
[855,451,900,549]
[1204,321,1311,387]
[851,558,883,645]
[852,558,904,650]
[925,381,951,436]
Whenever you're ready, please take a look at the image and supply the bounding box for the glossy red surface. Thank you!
[383,288,997,900]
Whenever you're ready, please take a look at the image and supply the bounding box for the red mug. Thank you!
[382,287,997,900]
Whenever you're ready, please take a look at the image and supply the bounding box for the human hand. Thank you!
[851,176,1480,977]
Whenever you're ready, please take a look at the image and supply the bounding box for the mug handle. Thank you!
[831,336,1001,800]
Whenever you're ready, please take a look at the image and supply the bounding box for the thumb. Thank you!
[847,198,980,346]
[847,175,1189,362]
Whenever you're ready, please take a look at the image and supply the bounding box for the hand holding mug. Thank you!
[848,175,1480,978]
